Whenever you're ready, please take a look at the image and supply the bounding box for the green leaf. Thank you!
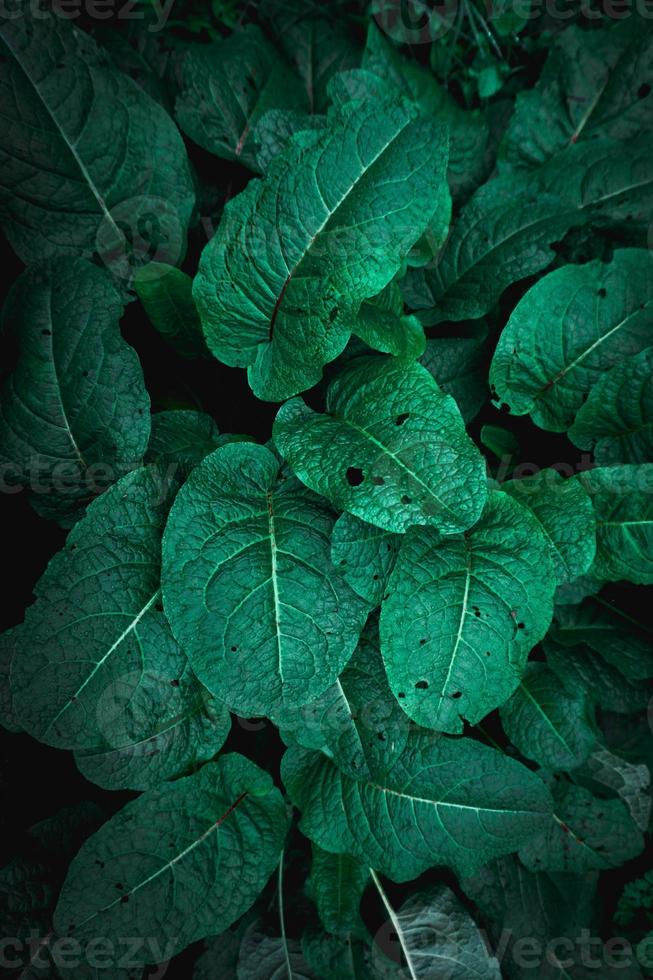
[281,732,554,880]
[145,410,226,478]
[490,250,653,431]
[309,846,369,938]
[193,99,450,401]
[0,260,150,526]
[237,921,318,979]
[500,470,596,585]
[581,748,651,832]
[302,929,381,980]
[404,140,653,326]
[352,305,426,362]
[419,326,488,424]
[579,465,653,584]
[175,26,307,172]
[10,466,181,751]
[500,22,653,171]
[53,754,289,965]
[253,109,326,172]
[331,513,400,607]
[134,264,208,359]
[554,573,604,607]
[480,425,519,469]
[380,491,556,733]
[273,356,487,535]
[544,636,650,716]
[274,619,410,780]
[519,779,645,873]
[500,662,596,771]
[370,876,502,979]
[569,347,653,464]
[161,442,368,717]
[0,4,195,272]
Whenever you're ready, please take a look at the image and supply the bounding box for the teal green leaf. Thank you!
[161,442,368,717]
[0,629,20,733]
[193,99,450,401]
[175,26,307,172]
[370,875,502,979]
[490,250,653,431]
[237,921,318,979]
[0,260,150,526]
[544,636,649,715]
[10,466,179,751]
[253,109,326,172]
[0,4,195,271]
[480,425,519,468]
[569,347,653,464]
[331,512,400,607]
[404,140,653,326]
[581,748,651,832]
[519,780,645,873]
[281,733,553,880]
[274,620,409,780]
[500,470,596,584]
[134,264,208,359]
[579,465,653,584]
[273,356,487,535]
[146,410,226,479]
[554,573,604,607]
[500,21,653,171]
[500,662,596,771]
[352,305,426,362]
[380,491,556,733]
[53,754,289,965]
[420,326,488,424]
[309,846,369,939]
[302,930,382,980]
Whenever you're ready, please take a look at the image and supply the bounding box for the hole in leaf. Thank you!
[419,638,427,645]
[597,288,607,298]
[639,82,651,98]
[397,692,406,698]
[395,413,410,426]
[450,690,462,699]
[346,466,364,487]
[415,679,429,690]
[401,495,412,505]
[373,574,379,580]
[170,679,180,687]
[376,732,386,741]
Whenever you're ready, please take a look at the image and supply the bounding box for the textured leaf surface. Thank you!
[352,304,426,362]
[569,347,653,463]
[274,356,487,535]
[490,250,653,430]
[175,26,306,172]
[544,636,649,715]
[0,4,195,269]
[281,733,553,880]
[419,328,488,424]
[237,922,318,979]
[54,754,289,964]
[309,846,369,939]
[193,100,449,400]
[253,109,326,172]
[579,465,653,584]
[501,470,596,584]
[0,260,150,525]
[145,410,225,479]
[500,663,596,771]
[582,748,652,832]
[162,442,368,716]
[380,491,556,733]
[134,265,208,359]
[404,140,653,325]
[519,780,644,873]
[331,513,400,607]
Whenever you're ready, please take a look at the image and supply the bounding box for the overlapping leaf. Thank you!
[331,513,400,607]
[579,466,653,584]
[134,265,208,359]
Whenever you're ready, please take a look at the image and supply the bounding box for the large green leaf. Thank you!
[500,662,596,771]
[175,26,307,173]
[579,465,653,584]
[500,21,653,171]
[404,140,653,326]
[134,264,208,359]
[53,754,289,965]
[544,636,649,716]
[145,410,225,478]
[500,470,596,584]
[0,260,150,526]
[519,779,645,873]
[330,513,400,607]
[309,846,369,939]
[281,733,553,880]
[161,442,368,717]
[9,467,196,757]
[274,356,487,535]
[569,347,653,463]
[0,4,195,272]
[370,876,502,979]
[379,491,556,733]
[490,250,653,431]
[419,326,488,424]
[193,100,449,401]
[274,619,409,780]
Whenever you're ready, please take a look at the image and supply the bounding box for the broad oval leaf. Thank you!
[161,442,368,717]
[0,4,195,271]
[281,733,554,880]
[331,513,400,607]
[274,356,487,535]
[490,250,653,431]
[0,260,150,526]
[579,465,653,584]
[380,491,557,733]
[569,347,653,464]
[500,662,596,771]
[501,469,596,585]
[134,264,208,359]
[193,100,449,401]
[309,846,369,939]
[53,753,289,964]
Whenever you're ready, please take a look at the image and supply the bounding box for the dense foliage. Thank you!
[1,1,652,977]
